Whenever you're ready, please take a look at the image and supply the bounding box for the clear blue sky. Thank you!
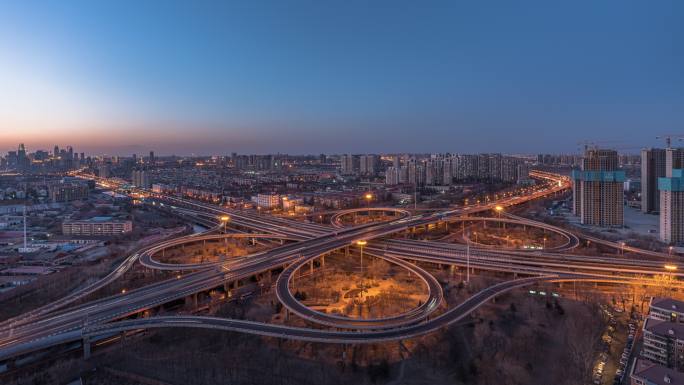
[1,0,682,155]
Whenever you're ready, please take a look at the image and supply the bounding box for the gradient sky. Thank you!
[1,1,682,155]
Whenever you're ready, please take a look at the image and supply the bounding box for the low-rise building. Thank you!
[62,216,132,236]
[255,194,280,209]
[642,318,684,371]
[650,298,684,323]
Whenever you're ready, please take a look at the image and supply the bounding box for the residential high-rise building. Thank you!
[149,151,155,165]
[359,155,378,176]
[131,169,150,188]
[98,164,110,178]
[571,149,624,227]
[641,148,667,213]
[385,166,399,185]
[340,154,359,175]
[659,169,684,244]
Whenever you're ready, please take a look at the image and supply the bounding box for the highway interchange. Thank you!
[0,171,681,365]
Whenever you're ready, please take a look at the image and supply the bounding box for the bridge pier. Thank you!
[83,336,91,359]
[186,293,198,309]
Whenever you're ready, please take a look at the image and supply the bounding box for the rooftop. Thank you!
[632,358,684,385]
[644,318,684,339]
[652,297,684,312]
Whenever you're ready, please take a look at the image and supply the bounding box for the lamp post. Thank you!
[495,205,504,229]
[364,193,373,218]
[669,246,674,256]
[466,234,470,285]
[356,240,367,277]
[220,216,230,252]
[220,216,230,234]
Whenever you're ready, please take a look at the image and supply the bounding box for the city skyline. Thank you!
[1,1,683,155]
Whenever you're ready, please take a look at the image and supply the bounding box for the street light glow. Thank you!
[495,205,503,212]
[665,264,678,271]
[356,240,367,246]
[220,215,230,222]
[365,193,373,200]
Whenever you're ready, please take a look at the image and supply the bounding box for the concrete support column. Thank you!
[310,260,314,275]
[83,336,91,359]
[345,246,349,257]
[321,255,326,268]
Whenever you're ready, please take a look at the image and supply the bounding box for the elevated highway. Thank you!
[14,170,674,364]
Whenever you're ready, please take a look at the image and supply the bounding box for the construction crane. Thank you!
[576,140,627,153]
[656,135,684,148]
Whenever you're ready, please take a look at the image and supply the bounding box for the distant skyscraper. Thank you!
[572,148,624,227]
[17,144,28,170]
[641,148,667,213]
[149,151,155,165]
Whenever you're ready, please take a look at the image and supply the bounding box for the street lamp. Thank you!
[669,246,674,256]
[219,215,230,233]
[356,240,367,276]
[364,193,373,217]
[495,205,504,229]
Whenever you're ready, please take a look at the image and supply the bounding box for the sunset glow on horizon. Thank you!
[1,1,682,155]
